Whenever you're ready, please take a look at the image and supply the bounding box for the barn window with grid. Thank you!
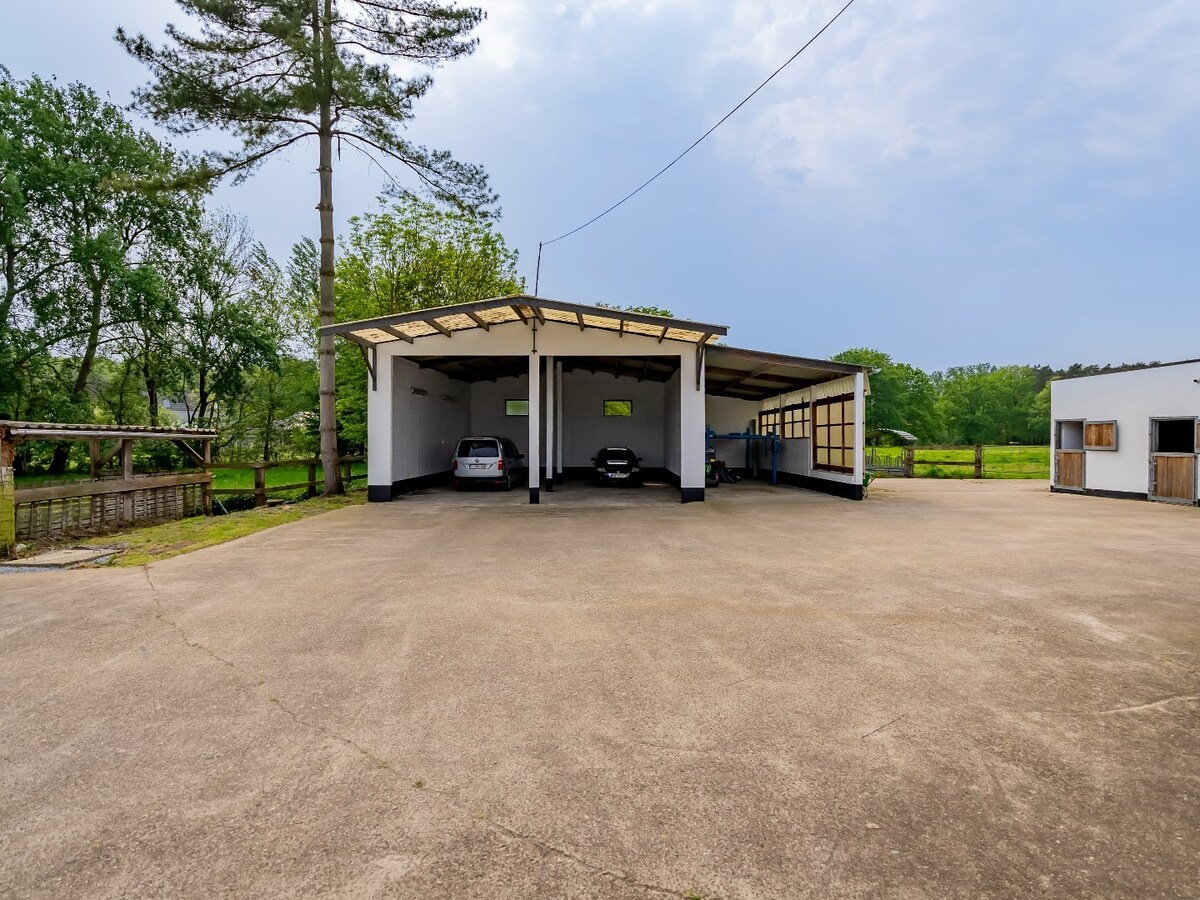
[812,394,856,473]
[781,403,810,439]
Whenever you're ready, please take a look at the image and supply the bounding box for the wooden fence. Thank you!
[208,455,366,507]
[866,445,985,478]
[3,456,364,553]
[13,472,211,542]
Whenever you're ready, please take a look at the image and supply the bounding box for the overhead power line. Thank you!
[534,0,859,294]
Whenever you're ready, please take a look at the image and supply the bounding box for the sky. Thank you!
[2,0,1198,371]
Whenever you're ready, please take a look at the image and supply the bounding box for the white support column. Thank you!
[366,349,394,501]
[555,361,564,477]
[528,352,541,504]
[679,347,706,502]
[545,354,555,491]
[853,370,866,498]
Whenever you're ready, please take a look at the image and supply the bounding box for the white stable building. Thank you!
[320,295,869,504]
[1050,359,1200,505]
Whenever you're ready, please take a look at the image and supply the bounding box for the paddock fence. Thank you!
[865,445,1051,479]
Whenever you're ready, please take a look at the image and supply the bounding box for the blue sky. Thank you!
[2,0,1198,370]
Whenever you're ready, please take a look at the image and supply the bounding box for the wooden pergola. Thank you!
[0,421,217,553]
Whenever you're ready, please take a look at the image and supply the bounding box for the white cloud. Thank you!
[695,0,1200,215]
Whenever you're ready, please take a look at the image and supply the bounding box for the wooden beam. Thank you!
[358,343,377,390]
[466,311,491,331]
[379,324,413,343]
[427,318,453,338]
[510,304,528,322]
[16,472,211,503]
[658,325,669,343]
[618,319,625,338]
[171,440,206,467]
[720,363,775,392]
[576,311,586,331]
[529,304,546,324]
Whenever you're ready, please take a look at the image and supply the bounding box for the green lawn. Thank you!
[872,445,1050,479]
[79,489,367,566]
[208,463,367,492]
[15,462,367,493]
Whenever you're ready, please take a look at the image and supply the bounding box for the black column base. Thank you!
[680,487,705,503]
[529,487,540,504]
[367,484,393,503]
[546,475,554,492]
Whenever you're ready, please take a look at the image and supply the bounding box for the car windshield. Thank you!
[599,448,635,462]
[458,439,499,458]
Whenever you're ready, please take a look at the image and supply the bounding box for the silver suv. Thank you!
[452,437,526,491]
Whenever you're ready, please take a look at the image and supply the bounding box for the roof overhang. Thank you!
[318,294,728,347]
[0,421,217,441]
[704,346,869,401]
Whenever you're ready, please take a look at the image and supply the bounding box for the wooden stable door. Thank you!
[1151,455,1196,503]
[1055,450,1085,490]
[1149,418,1198,504]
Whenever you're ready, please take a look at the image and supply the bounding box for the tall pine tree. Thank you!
[118,1,495,493]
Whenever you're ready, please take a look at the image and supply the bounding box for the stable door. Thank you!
[1054,420,1085,491]
[1149,418,1198,504]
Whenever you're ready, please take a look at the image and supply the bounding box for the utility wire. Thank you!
[534,0,858,293]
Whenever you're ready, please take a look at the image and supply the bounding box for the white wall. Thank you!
[560,371,667,467]
[469,375,530,457]
[1051,362,1200,495]
[706,395,759,435]
[390,357,470,482]
[664,370,680,478]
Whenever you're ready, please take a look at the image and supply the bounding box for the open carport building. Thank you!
[320,295,869,503]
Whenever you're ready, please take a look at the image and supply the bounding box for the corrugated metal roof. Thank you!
[0,421,217,441]
[318,294,728,347]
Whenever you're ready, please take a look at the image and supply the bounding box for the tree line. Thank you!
[831,349,1163,446]
[0,69,519,476]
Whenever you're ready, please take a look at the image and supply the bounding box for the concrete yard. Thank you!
[1,480,1197,898]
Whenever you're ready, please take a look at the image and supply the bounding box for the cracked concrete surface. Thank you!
[1,480,1198,898]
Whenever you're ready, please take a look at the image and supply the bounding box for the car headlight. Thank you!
[631,467,639,473]
[596,466,606,473]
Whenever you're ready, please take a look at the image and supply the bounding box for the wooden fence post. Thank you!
[89,439,101,479]
[974,444,984,478]
[307,462,317,497]
[904,446,915,478]
[341,459,351,486]
[253,464,266,508]
[0,467,15,558]
[202,439,213,516]
[121,439,134,521]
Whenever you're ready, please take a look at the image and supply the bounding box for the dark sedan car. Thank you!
[591,447,643,486]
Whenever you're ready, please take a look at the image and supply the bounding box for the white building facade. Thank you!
[320,295,868,504]
[1050,360,1200,505]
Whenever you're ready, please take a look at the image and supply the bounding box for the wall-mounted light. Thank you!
[410,387,428,396]
[441,394,456,402]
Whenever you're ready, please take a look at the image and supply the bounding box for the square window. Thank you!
[505,399,529,416]
[604,400,633,417]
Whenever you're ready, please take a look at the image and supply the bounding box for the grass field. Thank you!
[871,445,1050,479]
[15,462,367,493]
[78,488,367,566]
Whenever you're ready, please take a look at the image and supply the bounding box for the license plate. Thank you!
[609,472,628,479]
[469,464,488,469]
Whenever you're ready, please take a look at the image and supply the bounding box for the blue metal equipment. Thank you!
[705,427,782,485]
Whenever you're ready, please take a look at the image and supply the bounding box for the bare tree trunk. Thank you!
[315,1,343,495]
